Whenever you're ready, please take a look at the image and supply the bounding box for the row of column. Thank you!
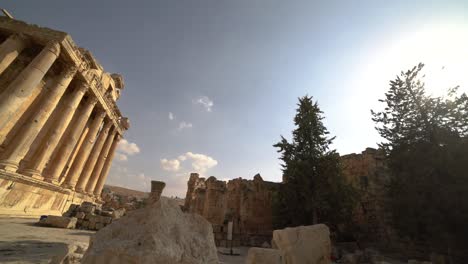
[0,33,121,197]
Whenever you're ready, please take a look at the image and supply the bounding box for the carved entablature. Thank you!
[0,16,66,45]
[77,48,103,71]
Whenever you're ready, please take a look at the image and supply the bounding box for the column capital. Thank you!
[63,65,78,78]
[45,41,61,57]
[95,108,107,118]
[86,96,99,106]
[76,83,90,93]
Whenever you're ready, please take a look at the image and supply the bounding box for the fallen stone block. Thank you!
[272,224,331,264]
[246,247,282,264]
[80,202,96,214]
[81,220,89,228]
[111,208,126,219]
[75,212,86,219]
[100,210,113,217]
[102,216,112,224]
[39,215,77,229]
[95,223,104,230]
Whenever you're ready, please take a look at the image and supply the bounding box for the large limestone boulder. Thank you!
[246,247,282,264]
[81,197,219,264]
[272,224,331,264]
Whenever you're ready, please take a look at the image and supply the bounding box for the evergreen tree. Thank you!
[372,63,468,258]
[273,96,356,229]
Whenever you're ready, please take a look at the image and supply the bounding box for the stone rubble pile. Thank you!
[39,201,126,231]
[101,187,147,210]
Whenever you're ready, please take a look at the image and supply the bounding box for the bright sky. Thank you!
[4,1,468,197]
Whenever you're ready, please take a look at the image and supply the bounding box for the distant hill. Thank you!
[103,185,149,200]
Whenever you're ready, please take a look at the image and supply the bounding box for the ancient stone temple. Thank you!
[0,16,129,217]
[184,173,280,247]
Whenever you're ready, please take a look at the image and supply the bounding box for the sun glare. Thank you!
[356,20,468,103]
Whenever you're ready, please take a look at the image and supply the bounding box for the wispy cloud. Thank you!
[160,152,218,175]
[178,121,193,131]
[116,139,140,162]
[116,153,128,161]
[192,96,213,112]
[179,152,218,174]
[169,112,174,120]
[160,158,181,172]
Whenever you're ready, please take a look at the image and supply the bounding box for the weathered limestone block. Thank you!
[79,202,96,214]
[111,208,125,219]
[272,224,331,264]
[102,216,112,224]
[75,212,86,219]
[95,223,104,230]
[246,247,282,264]
[82,197,218,264]
[100,210,113,217]
[50,242,88,264]
[39,215,77,229]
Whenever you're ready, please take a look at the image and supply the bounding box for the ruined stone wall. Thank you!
[184,173,280,247]
[341,148,390,244]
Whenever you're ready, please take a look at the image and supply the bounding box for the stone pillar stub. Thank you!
[0,41,60,144]
[21,83,89,179]
[74,122,113,192]
[61,108,107,190]
[91,134,121,197]
[150,181,166,203]
[0,66,77,172]
[0,33,28,76]
[44,95,98,184]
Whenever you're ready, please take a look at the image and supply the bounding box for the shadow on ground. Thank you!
[0,240,68,263]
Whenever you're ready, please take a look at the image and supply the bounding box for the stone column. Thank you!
[74,122,113,192]
[0,34,28,76]
[21,84,89,179]
[60,109,106,190]
[0,66,77,172]
[0,42,60,143]
[90,134,120,197]
[44,96,98,184]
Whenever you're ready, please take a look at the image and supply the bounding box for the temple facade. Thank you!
[0,16,129,217]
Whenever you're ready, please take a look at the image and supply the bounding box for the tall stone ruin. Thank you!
[184,173,280,247]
